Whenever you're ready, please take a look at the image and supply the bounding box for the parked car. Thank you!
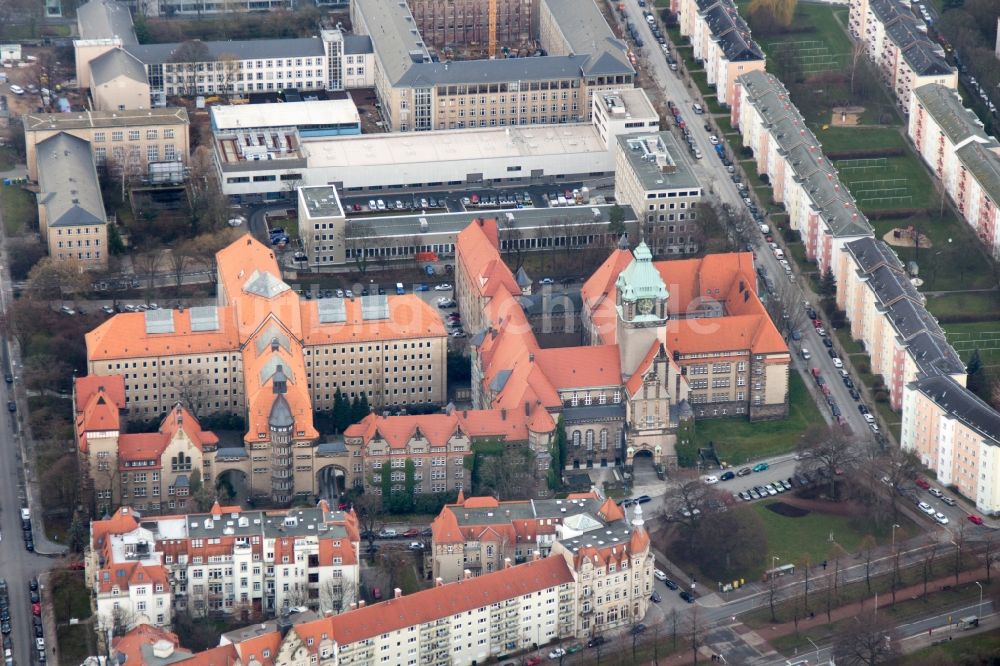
[752,462,769,472]
[968,514,984,525]
[720,471,735,481]
[917,501,935,515]
[654,569,667,581]
[736,466,752,476]
[928,488,943,498]
[679,591,695,603]
[587,636,606,648]
[663,578,678,590]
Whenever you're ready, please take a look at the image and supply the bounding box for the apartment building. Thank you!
[84,235,447,503]
[408,0,533,47]
[22,108,190,181]
[833,237,966,410]
[457,218,787,473]
[344,408,549,497]
[731,70,874,273]
[615,132,704,256]
[87,503,361,631]
[75,377,222,517]
[902,375,1000,514]
[430,491,625,581]
[848,0,956,112]
[118,0,294,17]
[908,84,1000,260]
[677,0,766,106]
[35,132,109,270]
[104,502,653,664]
[351,0,634,133]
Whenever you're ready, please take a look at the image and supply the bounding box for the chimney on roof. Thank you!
[476,218,483,227]
[501,408,506,421]
[463,410,468,417]
[349,602,357,610]
[358,600,366,608]
[524,401,530,416]
[504,557,512,569]
[394,587,402,599]
[435,577,444,587]
[529,352,534,363]
[533,550,541,561]
[463,569,472,580]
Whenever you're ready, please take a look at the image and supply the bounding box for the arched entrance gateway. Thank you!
[316,465,347,505]
[215,468,250,505]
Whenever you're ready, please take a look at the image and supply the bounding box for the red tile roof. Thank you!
[75,375,127,453]
[534,346,621,390]
[234,630,282,666]
[113,625,189,665]
[344,409,530,449]
[323,556,574,645]
[75,374,126,413]
[174,644,240,665]
[118,404,219,465]
[456,219,522,299]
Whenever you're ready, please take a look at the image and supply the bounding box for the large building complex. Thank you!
[86,503,361,630]
[83,235,447,504]
[731,70,874,274]
[907,84,1000,260]
[35,132,109,271]
[458,218,790,472]
[847,0,956,112]
[351,0,635,132]
[22,108,190,181]
[218,86,659,202]
[677,0,766,106]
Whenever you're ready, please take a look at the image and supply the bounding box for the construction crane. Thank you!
[487,0,498,58]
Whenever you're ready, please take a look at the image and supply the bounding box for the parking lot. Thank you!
[337,181,596,217]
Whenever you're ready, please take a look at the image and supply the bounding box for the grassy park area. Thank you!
[688,373,823,465]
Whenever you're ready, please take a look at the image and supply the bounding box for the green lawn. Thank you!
[690,372,823,465]
[944,320,1000,365]
[57,623,96,666]
[869,215,996,292]
[899,626,1000,664]
[0,185,37,236]
[818,126,907,154]
[834,155,936,211]
[926,292,1000,322]
[751,499,908,574]
[50,571,91,624]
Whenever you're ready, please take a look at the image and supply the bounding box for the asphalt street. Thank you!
[0,202,64,665]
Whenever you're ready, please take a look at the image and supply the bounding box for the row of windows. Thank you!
[93,129,176,142]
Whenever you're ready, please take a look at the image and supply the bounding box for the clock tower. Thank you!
[615,242,669,376]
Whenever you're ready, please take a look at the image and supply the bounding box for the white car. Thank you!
[743,197,753,206]
[863,413,876,423]
[548,648,566,660]
[434,283,452,291]
[816,327,827,337]
[832,358,844,369]
[654,569,668,581]
[935,512,949,525]
[709,135,719,145]
[928,488,943,498]
[702,475,719,485]
[8,85,23,95]
[918,501,935,515]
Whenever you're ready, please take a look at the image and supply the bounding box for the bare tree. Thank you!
[985,533,997,583]
[796,425,862,499]
[353,493,383,551]
[859,535,877,594]
[685,603,704,665]
[921,543,938,599]
[798,554,812,608]
[830,543,848,593]
[133,247,163,293]
[320,576,355,614]
[832,609,900,666]
[344,221,374,275]
[953,521,967,585]
[166,370,210,417]
[167,244,193,294]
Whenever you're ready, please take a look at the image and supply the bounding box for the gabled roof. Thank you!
[36,132,107,229]
[534,346,622,390]
[456,218,522,300]
[76,0,137,44]
[90,47,148,87]
[323,556,575,645]
[112,624,191,666]
[75,375,126,450]
[913,83,991,147]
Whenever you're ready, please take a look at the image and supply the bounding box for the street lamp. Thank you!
[772,555,780,571]
[975,581,983,620]
[891,524,901,549]
[806,637,820,664]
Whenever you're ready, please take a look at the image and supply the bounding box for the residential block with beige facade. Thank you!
[677,0,766,106]
[87,502,361,630]
[727,57,1000,516]
[83,235,447,505]
[22,108,190,181]
[908,84,1000,261]
[847,0,956,112]
[731,70,874,274]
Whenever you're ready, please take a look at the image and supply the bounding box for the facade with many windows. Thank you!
[87,503,361,632]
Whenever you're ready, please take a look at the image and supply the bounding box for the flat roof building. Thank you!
[210,99,361,137]
[615,133,704,256]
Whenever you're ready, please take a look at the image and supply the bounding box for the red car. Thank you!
[402,528,420,538]
[32,604,40,616]
[968,514,984,525]
[914,477,931,490]
[525,658,543,666]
